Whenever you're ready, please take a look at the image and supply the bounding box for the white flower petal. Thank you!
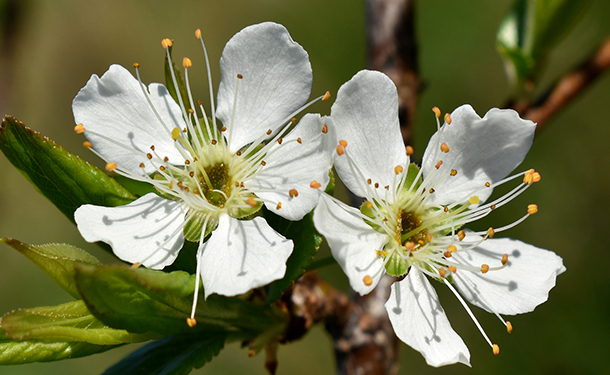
[452,237,565,315]
[216,22,312,153]
[330,70,407,198]
[422,105,536,205]
[385,269,471,367]
[73,64,186,175]
[74,193,186,270]
[246,114,333,221]
[199,214,292,298]
[313,193,388,295]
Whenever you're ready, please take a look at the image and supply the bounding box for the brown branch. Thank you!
[365,0,419,145]
[281,272,398,375]
[514,37,610,130]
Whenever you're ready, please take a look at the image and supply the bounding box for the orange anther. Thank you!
[161,38,173,49]
[297,138,302,144]
[83,141,92,148]
[336,144,345,156]
[406,145,414,156]
[186,317,197,328]
[195,29,202,39]
[501,254,508,265]
[448,266,457,273]
[237,73,243,79]
[276,202,282,210]
[523,173,533,185]
[506,321,513,333]
[440,142,450,153]
[493,344,500,356]
[132,262,140,268]
[429,188,435,194]
[435,160,443,169]
[363,275,373,286]
[532,172,541,182]
[291,118,297,123]
[486,227,495,238]
[277,138,283,145]
[247,196,257,207]
[447,245,457,253]
[266,129,273,135]
[289,189,299,198]
[450,169,457,176]
[321,124,328,134]
[322,91,331,101]
[439,268,446,278]
[432,106,441,118]
[105,162,118,172]
[133,62,141,68]
[221,126,227,132]
[485,182,491,187]
[458,230,465,241]
[310,180,322,189]
[527,204,538,214]
[444,251,452,258]
[261,161,267,166]
[404,241,415,251]
[183,57,192,68]
[394,165,404,174]
[147,153,153,160]
[339,139,348,147]
[481,264,490,273]
[444,113,452,125]
[74,124,85,134]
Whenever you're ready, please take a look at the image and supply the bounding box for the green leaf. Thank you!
[262,209,322,303]
[164,45,191,114]
[497,0,591,93]
[0,116,136,223]
[2,300,156,345]
[0,324,115,365]
[102,334,224,375]
[74,265,282,337]
[0,238,101,298]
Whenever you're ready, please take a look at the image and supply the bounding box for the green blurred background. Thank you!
[0,0,609,374]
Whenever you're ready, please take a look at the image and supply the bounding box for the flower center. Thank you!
[189,162,233,208]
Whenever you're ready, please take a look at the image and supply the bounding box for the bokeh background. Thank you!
[1,0,609,374]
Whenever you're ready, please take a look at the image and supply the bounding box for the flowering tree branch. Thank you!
[511,37,610,130]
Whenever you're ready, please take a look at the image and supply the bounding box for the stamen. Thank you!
[406,145,414,156]
[395,165,404,174]
[161,38,173,49]
[310,180,322,189]
[321,125,328,134]
[363,275,373,286]
[322,91,331,101]
[444,113,452,125]
[440,142,450,153]
[481,264,490,273]
[276,202,282,210]
[527,204,538,214]
[289,189,299,198]
[493,344,500,356]
[506,321,513,333]
[83,141,92,148]
[450,169,457,176]
[74,124,85,134]
[432,106,441,118]
[183,57,192,68]
[105,162,118,172]
[501,254,508,265]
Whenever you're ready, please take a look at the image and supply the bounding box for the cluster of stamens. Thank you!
[332,107,541,356]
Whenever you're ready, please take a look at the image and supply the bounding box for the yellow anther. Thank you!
[291,118,298,123]
[336,144,345,156]
[74,124,85,134]
[439,267,446,278]
[491,204,497,210]
[195,29,202,39]
[247,196,257,207]
[160,166,166,172]
[276,202,282,210]
[321,124,328,134]
[186,317,197,328]
[365,201,373,209]
[297,138,302,144]
[458,230,465,241]
[161,38,173,49]
[435,160,443,169]
[394,165,403,175]
[440,142,450,153]
[133,62,141,69]
[432,106,441,118]
[105,162,118,172]
[261,161,266,166]
[447,245,457,253]
[277,137,283,145]
[444,113,452,125]
[310,180,322,189]
[523,173,533,185]
[444,206,449,213]
[171,127,181,141]
[406,145,414,156]
[506,321,513,333]
[322,91,331,101]
[526,168,535,174]
[469,196,480,205]
[493,344,500,356]
[289,189,299,198]
[83,141,92,148]
[501,254,509,265]
[450,169,457,176]
[481,264,490,273]
[448,266,457,273]
[485,182,491,187]
[187,108,195,115]
[183,57,192,68]
[339,139,348,147]
[367,179,372,185]
[375,249,388,257]
[486,227,495,238]
[527,204,538,214]
[363,275,373,286]
[146,153,153,160]
[237,73,243,79]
